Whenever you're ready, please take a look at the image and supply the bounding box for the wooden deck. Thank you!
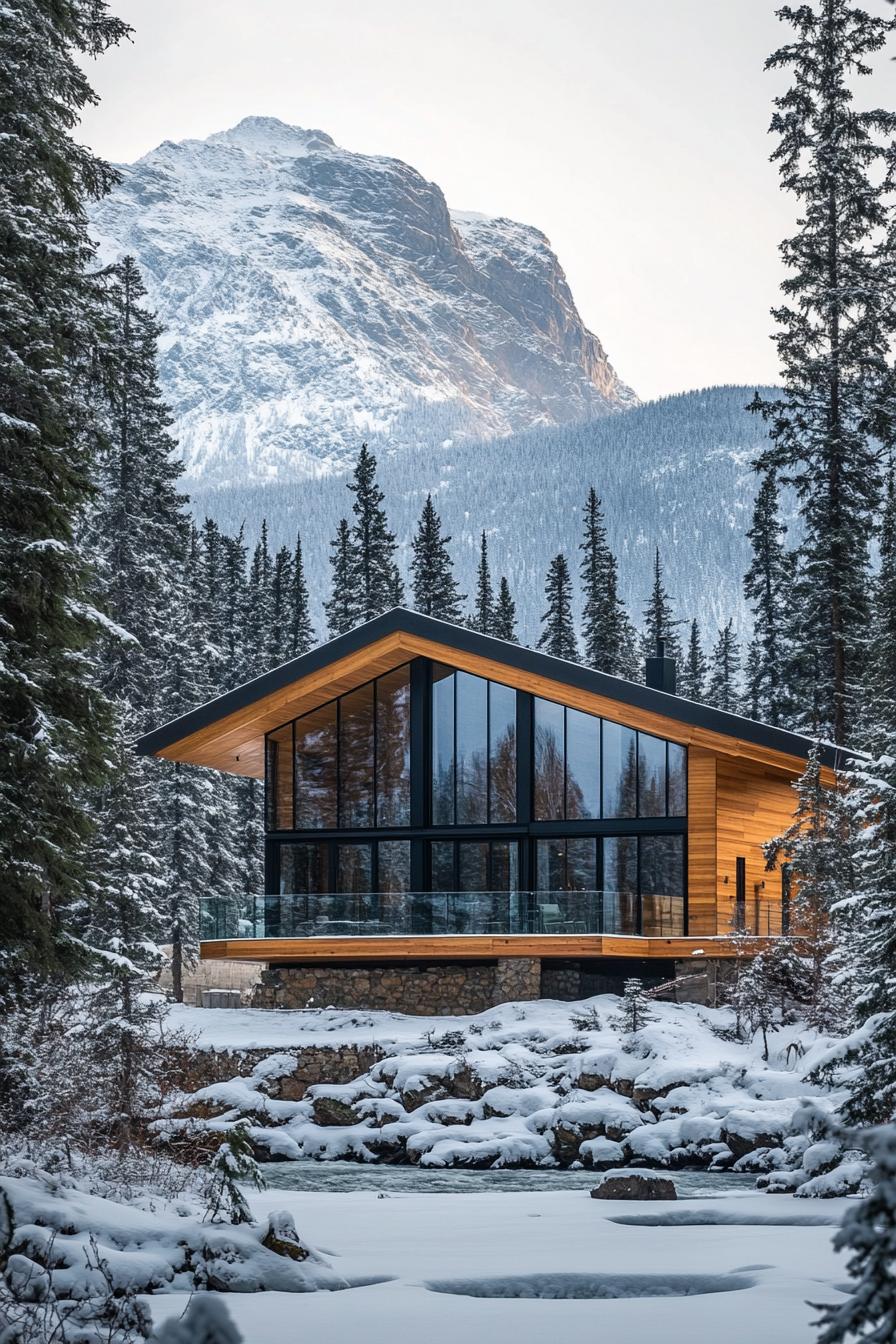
[200,933,765,964]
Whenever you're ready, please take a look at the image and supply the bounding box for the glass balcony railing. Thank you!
[199,891,687,941]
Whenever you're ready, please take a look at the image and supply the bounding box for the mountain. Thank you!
[90,116,635,486]
[191,385,783,645]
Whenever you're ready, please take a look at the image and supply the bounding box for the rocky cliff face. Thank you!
[90,116,635,486]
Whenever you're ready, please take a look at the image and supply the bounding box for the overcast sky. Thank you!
[78,0,895,402]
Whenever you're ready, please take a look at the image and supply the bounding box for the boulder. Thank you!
[590,1170,677,1201]
[310,1095,359,1127]
[262,1211,310,1261]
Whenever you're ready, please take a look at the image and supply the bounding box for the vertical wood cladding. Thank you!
[715,758,797,936]
[687,747,718,936]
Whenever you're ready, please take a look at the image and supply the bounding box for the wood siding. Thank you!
[715,758,797,936]
[687,747,718,936]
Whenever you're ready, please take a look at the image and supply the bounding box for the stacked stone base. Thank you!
[250,954,735,1014]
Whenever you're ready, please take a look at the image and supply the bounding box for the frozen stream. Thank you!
[263,1160,759,1196]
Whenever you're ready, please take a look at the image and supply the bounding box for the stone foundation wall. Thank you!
[252,958,543,1016]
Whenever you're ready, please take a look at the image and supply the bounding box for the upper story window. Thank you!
[533,696,687,821]
[265,664,410,831]
[431,665,517,825]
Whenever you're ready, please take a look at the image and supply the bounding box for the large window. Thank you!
[266,665,411,831]
[533,697,687,822]
[430,666,517,825]
[535,833,684,936]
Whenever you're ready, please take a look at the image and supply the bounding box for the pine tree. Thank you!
[641,548,683,666]
[835,466,896,1126]
[743,471,795,726]
[204,1121,266,1225]
[751,0,896,745]
[220,527,249,686]
[579,487,639,676]
[469,531,495,634]
[616,977,653,1035]
[288,531,314,657]
[538,553,578,660]
[493,576,518,643]
[268,545,293,667]
[815,1124,896,1344]
[245,521,273,675]
[0,0,129,999]
[765,747,856,1029]
[410,494,465,622]
[705,620,742,713]
[346,443,403,623]
[325,518,355,637]
[680,620,708,702]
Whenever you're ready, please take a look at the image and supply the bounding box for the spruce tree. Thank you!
[204,1121,266,1224]
[641,547,683,666]
[288,531,314,657]
[325,518,356,637]
[245,521,273,674]
[835,466,896,1126]
[538,553,578,661]
[410,494,465,621]
[705,620,743,713]
[579,487,639,676]
[680,619,708,702]
[268,544,293,667]
[346,443,403,623]
[743,471,795,726]
[220,527,249,686]
[469,531,495,634]
[751,0,896,744]
[0,0,129,998]
[493,576,518,643]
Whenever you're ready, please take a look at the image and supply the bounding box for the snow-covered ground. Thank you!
[163,996,846,1186]
[145,1184,850,1344]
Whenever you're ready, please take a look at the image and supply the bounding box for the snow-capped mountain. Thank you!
[90,116,635,486]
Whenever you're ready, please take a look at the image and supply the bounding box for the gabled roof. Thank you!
[135,606,848,778]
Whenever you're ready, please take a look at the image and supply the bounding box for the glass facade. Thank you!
[532,697,687,822]
[263,657,688,934]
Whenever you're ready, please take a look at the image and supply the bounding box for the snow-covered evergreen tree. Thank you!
[151,1295,243,1344]
[579,487,639,677]
[410,494,465,621]
[680,619,708,702]
[493,576,518,643]
[0,0,128,1000]
[268,545,293,666]
[815,1123,896,1344]
[288,531,314,657]
[538,553,578,661]
[705,620,742,713]
[469,531,495,634]
[641,548,683,666]
[346,443,404,623]
[765,747,856,1029]
[751,0,896,744]
[204,1122,266,1225]
[616,978,653,1035]
[325,518,355,637]
[245,520,273,672]
[743,470,795,726]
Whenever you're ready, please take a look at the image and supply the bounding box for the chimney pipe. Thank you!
[646,636,676,694]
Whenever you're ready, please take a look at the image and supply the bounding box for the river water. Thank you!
[263,1161,758,1197]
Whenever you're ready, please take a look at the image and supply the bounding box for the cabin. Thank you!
[136,609,844,1013]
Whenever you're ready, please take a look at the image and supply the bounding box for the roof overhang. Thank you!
[135,608,850,779]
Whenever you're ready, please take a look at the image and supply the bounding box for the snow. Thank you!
[159,996,845,1180]
[139,1184,853,1344]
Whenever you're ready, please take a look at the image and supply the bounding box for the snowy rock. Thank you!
[590,1170,677,1201]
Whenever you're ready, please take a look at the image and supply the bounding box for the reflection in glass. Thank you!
[638,732,667,818]
[456,672,488,824]
[566,837,598,891]
[376,665,411,826]
[602,721,637,819]
[566,708,600,819]
[339,683,375,827]
[429,840,455,892]
[295,702,337,828]
[668,743,687,817]
[279,842,328,894]
[602,835,638,933]
[458,840,488,892]
[490,841,519,892]
[378,840,411,893]
[266,724,293,830]
[640,834,685,936]
[533,698,565,820]
[431,665,455,825]
[535,838,566,892]
[489,681,517,822]
[337,843,372,895]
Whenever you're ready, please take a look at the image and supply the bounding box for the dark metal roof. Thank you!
[135,606,848,770]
